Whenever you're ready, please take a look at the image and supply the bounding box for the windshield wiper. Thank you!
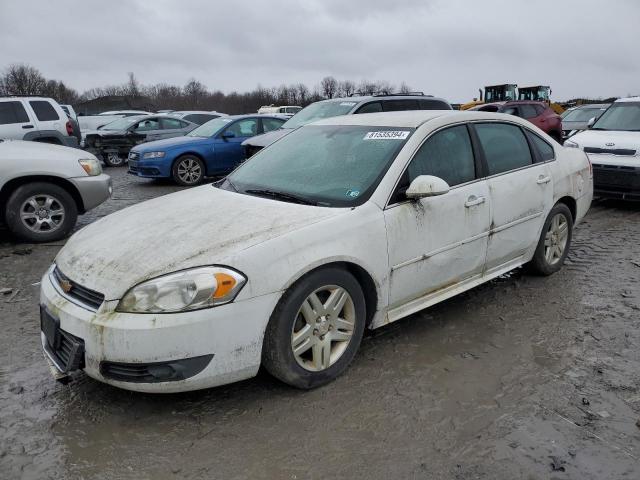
[244,189,319,206]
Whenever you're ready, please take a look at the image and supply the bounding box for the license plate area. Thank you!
[40,306,85,374]
[40,306,60,350]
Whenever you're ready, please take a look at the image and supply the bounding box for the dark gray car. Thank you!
[84,115,198,167]
[562,103,610,140]
[241,93,452,157]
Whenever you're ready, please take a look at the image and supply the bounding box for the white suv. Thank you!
[0,96,78,148]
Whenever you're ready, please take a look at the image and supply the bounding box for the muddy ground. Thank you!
[1,168,639,479]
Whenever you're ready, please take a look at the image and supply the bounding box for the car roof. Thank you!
[318,94,450,105]
[503,100,547,106]
[311,110,461,128]
[574,103,610,109]
[615,96,640,103]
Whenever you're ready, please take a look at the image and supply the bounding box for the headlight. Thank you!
[78,158,102,176]
[564,140,579,149]
[143,151,166,159]
[116,266,247,313]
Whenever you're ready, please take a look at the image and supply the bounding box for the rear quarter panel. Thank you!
[549,146,593,224]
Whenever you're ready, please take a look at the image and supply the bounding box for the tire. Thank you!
[4,182,78,243]
[262,267,366,389]
[172,155,205,186]
[527,203,573,276]
[103,152,125,167]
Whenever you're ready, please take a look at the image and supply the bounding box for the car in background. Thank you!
[0,96,79,147]
[83,115,198,167]
[258,105,302,117]
[565,97,640,200]
[99,110,153,116]
[168,111,227,125]
[60,104,78,121]
[40,110,591,392]
[472,101,563,142]
[242,93,452,157]
[0,139,111,242]
[561,103,610,140]
[128,114,286,185]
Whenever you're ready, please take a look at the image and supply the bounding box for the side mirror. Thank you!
[405,175,450,200]
[221,131,236,140]
[587,117,596,129]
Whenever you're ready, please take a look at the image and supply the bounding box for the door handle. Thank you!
[537,175,551,185]
[465,195,485,207]
[22,124,34,129]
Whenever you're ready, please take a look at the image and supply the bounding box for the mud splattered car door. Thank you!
[384,124,491,318]
[472,122,553,273]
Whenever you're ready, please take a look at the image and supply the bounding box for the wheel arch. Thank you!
[282,260,380,329]
[171,151,206,170]
[0,175,85,217]
[556,195,577,222]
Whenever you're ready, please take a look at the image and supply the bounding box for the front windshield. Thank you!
[100,117,141,130]
[563,107,606,122]
[280,101,358,129]
[225,125,413,207]
[591,103,640,131]
[187,117,233,137]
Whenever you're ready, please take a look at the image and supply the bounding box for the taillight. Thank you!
[66,120,73,136]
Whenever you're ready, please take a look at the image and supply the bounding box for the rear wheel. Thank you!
[527,203,573,276]
[4,182,78,243]
[262,267,366,389]
[172,155,204,186]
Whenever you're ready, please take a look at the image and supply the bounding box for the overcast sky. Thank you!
[1,0,638,102]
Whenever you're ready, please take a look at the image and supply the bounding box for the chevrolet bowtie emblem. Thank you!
[59,278,73,293]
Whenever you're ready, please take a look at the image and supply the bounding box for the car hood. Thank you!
[133,135,209,152]
[570,130,640,150]
[562,121,589,131]
[0,139,90,162]
[55,186,343,299]
[241,129,293,148]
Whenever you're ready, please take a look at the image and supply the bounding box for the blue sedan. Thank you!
[127,115,286,185]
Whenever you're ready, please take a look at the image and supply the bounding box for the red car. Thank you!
[472,101,563,142]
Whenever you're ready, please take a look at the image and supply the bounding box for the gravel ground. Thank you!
[1,168,639,479]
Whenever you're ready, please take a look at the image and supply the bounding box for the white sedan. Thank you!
[40,111,592,393]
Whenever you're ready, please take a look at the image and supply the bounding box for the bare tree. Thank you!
[183,78,207,109]
[296,83,309,104]
[125,72,140,97]
[339,80,356,97]
[398,82,412,94]
[320,76,338,98]
[0,64,47,95]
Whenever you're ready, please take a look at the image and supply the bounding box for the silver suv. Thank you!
[0,96,79,148]
[242,93,452,157]
[0,140,111,242]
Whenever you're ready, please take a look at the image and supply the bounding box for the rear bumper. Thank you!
[69,174,112,211]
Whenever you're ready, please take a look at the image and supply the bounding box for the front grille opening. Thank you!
[53,266,105,310]
[100,355,213,383]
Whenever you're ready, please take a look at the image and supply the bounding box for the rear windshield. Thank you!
[563,107,607,122]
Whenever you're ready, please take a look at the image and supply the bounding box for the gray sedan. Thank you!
[562,103,610,140]
[0,140,111,242]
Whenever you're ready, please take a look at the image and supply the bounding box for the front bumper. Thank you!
[591,158,640,201]
[127,156,172,178]
[69,173,112,212]
[40,268,280,393]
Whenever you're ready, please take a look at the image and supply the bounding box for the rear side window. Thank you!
[533,104,546,115]
[29,101,59,121]
[406,125,476,187]
[382,100,419,111]
[355,102,383,114]
[419,99,451,110]
[184,113,218,124]
[526,131,555,161]
[160,118,187,129]
[262,117,285,132]
[520,105,538,118]
[0,101,29,124]
[475,123,533,175]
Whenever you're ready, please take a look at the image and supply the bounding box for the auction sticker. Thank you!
[363,131,410,140]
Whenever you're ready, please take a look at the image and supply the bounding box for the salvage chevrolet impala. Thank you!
[40,111,592,392]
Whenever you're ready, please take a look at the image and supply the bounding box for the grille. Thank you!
[49,329,85,372]
[593,164,640,191]
[584,147,637,156]
[100,355,214,383]
[52,266,105,310]
[101,363,157,382]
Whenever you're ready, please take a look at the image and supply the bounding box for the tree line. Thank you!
[0,64,413,114]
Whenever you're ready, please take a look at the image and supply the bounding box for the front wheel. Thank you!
[527,203,573,276]
[4,182,78,243]
[103,152,125,167]
[262,267,366,389]
[172,155,204,186]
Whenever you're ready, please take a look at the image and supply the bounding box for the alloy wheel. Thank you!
[177,158,202,184]
[544,213,569,265]
[291,285,356,371]
[19,195,66,234]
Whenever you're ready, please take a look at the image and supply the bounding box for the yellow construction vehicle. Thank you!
[518,85,565,114]
[459,84,518,110]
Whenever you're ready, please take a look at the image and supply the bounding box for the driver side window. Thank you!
[134,118,160,132]
[225,118,258,137]
[390,125,476,204]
